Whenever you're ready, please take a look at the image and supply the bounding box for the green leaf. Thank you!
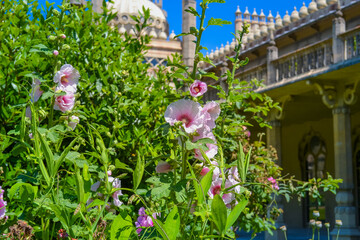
[20,108,26,141]
[37,128,54,177]
[87,199,105,209]
[153,218,170,240]
[187,162,204,204]
[110,213,134,240]
[184,6,200,17]
[9,183,37,203]
[207,18,231,27]
[225,199,248,231]
[200,168,214,195]
[133,152,144,190]
[211,194,227,235]
[164,205,180,240]
[83,163,90,181]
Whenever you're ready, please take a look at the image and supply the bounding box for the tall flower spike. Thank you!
[164,99,204,134]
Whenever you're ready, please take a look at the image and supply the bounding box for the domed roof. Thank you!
[107,0,166,21]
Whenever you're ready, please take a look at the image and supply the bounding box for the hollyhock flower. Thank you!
[53,50,59,56]
[164,99,204,134]
[30,79,43,103]
[190,80,207,97]
[109,177,123,207]
[200,167,210,176]
[0,186,7,219]
[155,161,172,173]
[242,126,251,138]
[135,207,159,234]
[201,101,220,130]
[267,177,279,190]
[211,161,221,180]
[54,64,80,91]
[208,178,235,205]
[68,115,80,130]
[60,34,66,39]
[192,128,218,160]
[54,93,75,113]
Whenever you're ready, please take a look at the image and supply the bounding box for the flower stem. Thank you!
[336,227,340,240]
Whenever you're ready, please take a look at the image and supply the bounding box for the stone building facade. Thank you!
[87,0,360,239]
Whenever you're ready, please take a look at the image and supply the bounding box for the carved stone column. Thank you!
[182,0,197,67]
[308,81,360,239]
[332,9,346,63]
[332,104,360,239]
[267,31,278,85]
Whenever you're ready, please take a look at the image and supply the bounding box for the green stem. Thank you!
[312,227,315,240]
[327,228,330,240]
[48,97,55,128]
[336,227,340,240]
[181,137,188,179]
[283,231,288,240]
[190,3,207,80]
[318,229,320,240]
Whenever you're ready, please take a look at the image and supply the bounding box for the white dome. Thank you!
[108,0,166,21]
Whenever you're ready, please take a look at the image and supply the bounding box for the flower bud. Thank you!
[316,221,322,228]
[309,219,316,226]
[62,44,70,50]
[335,220,343,226]
[280,226,287,232]
[325,223,330,228]
[155,161,172,173]
[52,9,60,16]
[313,210,320,218]
[48,35,56,41]
[53,50,59,56]
[59,34,66,39]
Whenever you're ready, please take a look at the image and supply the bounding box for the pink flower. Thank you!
[60,34,66,39]
[54,93,75,113]
[192,128,218,160]
[202,101,220,130]
[135,207,158,234]
[30,79,43,103]
[54,64,80,91]
[0,186,7,219]
[164,99,205,134]
[53,50,59,56]
[208,178,235,205]
[242,126,251,138]
[200,167,210,176]
[68,115,80,130]
[109,177,123,207]
[155,161,172,173]
[268,177,279,190]
[190,80,207,97]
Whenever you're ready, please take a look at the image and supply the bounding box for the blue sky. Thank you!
[37,0,313,54]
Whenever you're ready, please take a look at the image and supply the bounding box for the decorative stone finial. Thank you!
[275,12,283,29]
[236,5,241,14]
[252,8,259,22]
[244,7,250,21]
[159,31,167,39]
[299,2,309,18]
[230,38,236,50]
[327,0,338,4]
[317,0,328,9]
[225,41,231,53]
[268,11,275,31]
[283,11,291,26]
[149,28,157,38]
[209,49,214,59]
[129,28,136,36]
[259,9,266,22]
[308,0,318,14]
[214,47,220,58]
[291,7,300,22]
[219,44,225,56]
[169,30,176,40]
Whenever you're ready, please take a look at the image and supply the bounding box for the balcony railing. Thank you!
[344,26,360,60]
[272,40,333,82]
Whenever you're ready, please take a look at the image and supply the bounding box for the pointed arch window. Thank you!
[299,130,327,223]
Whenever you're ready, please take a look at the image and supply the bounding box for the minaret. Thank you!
[182,0,197,67]
[234,6,242,37]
